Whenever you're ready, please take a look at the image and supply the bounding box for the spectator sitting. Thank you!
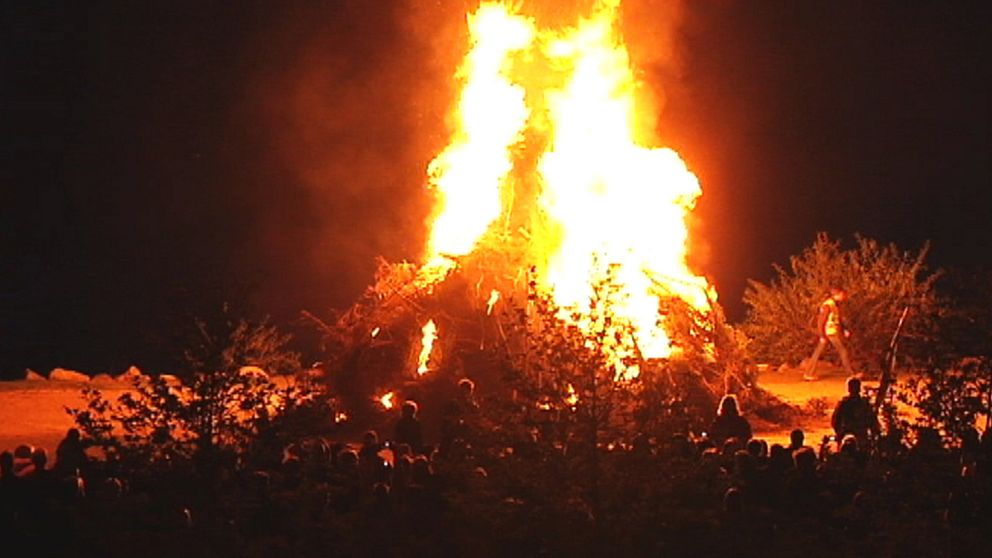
[12,444,35,476]
[359,430,383,485]
[709,395,752,446]
[393,442,413,462]
[0,451,15,483]
[723,486,742,514]
[746,438,767,460]
[666,433,695,461]
[23,448,56,502]
[768,444,792,475]
[825,434,867,502]
[732,449,758,490]
[839,434,866,466]
[0,451,18,526]
[784,446,824,515]
[788,429,811,453]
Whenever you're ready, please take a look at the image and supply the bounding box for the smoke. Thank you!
[234,1,472,316]
[621,0,687,123]
[619,0,715,275]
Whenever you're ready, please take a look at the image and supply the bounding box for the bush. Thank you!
[897,357,991,443]
[743,233,942,373]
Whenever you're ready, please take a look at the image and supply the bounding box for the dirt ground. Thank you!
[0,365,864,455]
[753,363,878,445]
[0,380,129,455]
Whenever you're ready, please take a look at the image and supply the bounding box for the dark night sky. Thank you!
[2,1,989,376]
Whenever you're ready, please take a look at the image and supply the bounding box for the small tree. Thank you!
[743,233,942,373]
[490,270,642,522]
[486,262,754,521]
[897,357,991,442]
[894,268,992,442]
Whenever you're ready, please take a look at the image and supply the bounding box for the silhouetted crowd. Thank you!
[2,376,990,557]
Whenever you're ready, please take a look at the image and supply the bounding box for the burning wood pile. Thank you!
[307,1,751,433]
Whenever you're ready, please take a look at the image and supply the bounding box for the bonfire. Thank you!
[306,1,751,432]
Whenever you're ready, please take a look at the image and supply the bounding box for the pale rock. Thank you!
[239,366,270,380]
[50,368,90,382]
[116,366,145,383]
[159,374,181,387]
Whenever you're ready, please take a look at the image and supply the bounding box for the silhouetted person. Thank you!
[908,427,946,462]
[404,455,444,529]
[784,446,823,515]
[709,395,752,446]
[732,449,758,491]
[441,378,479,453]
[359,430,383,486]
[788,429,809,453]
[0,451,15,484]
[393,442,413,463]
[20,448,56,530]
[831,377,878,447]
[746,438,767,460]
[764,444,792,508]
[960,426,981,468]
[723,486,743,514]
[827,434,867,502]
[394,400,424,454]
[0,451,20,530]
[54,428,88,477]
[12,444,34,476]
[280,443,303,489]
[333,448,362,512]
[632,432,652,457]
[667,433,695,461]
[364,481,397,551]
[25,448,52,483]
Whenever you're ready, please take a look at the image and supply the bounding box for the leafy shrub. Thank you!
[897,357,991,443]
[743,233,942,373]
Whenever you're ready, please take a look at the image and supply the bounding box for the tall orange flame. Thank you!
[421,1,713,375]
[416,319,438,375]
[422,5,535,281]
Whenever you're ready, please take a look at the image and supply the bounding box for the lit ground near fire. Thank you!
[753,365,880,444]
[0,379,129,455]
[0,366,871,455]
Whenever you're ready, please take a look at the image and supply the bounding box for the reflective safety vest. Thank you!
[822,298,841,336]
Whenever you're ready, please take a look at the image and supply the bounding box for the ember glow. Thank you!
[416,319,438,375]
[420,1,714,374]
[565,383,579,408]
[486,289,501,315]
[378,391,396,410]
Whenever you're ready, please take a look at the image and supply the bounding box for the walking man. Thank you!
[804,287,855,380]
